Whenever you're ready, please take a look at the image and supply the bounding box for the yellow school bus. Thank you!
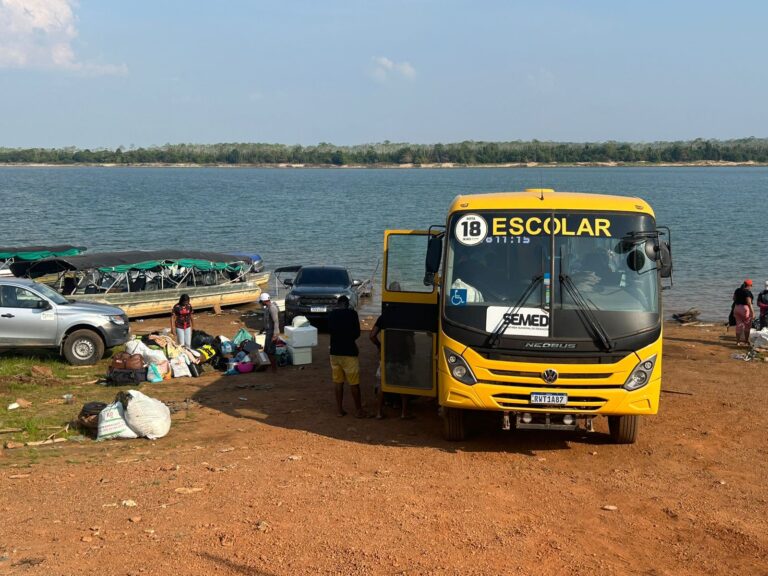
[380,189,672,443]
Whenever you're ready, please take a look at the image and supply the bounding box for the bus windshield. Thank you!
[443,211,660,341]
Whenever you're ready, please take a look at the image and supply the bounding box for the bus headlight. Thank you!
[443,347,477,385]
[623,354,657,391]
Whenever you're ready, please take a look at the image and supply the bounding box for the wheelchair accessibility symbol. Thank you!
[449,288,467,306]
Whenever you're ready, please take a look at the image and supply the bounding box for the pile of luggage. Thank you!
[106,328,276,385]
[106,332,208,385]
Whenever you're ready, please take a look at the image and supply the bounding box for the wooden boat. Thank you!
[11,249,269,319]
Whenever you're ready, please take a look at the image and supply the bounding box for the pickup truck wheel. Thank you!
[442,407,467,441]
[608,415,639,444]
[63,329,104,366]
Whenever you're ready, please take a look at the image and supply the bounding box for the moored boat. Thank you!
[0,244,86,277]
[11,250,269,318]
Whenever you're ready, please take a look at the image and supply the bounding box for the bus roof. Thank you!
[448,189,655,217]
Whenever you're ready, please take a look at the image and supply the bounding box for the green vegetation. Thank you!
[0,352,108,445]
[2,138,768,166]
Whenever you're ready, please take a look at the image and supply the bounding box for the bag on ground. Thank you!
[125,338,151,357]
[195,344,216,363]
[97,401,139,440]
[78,401,107,433]
[107,368,146,385]
[147,363,163,383]
[110,351,144,371]
[232,328,253,346]
[122,390,171,440]
[170,356,191,378]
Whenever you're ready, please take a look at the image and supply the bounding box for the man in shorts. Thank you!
[328,295,366,417]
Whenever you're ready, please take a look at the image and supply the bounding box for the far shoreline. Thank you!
[0,160,766,169]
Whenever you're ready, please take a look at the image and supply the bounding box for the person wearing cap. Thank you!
[328,295,367,418]
[259,292,280,371]
[732,280,754,346]
[757,281,768,330]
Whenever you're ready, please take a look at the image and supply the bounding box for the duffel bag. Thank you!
[107,368,146,385]
[111,352,144,371]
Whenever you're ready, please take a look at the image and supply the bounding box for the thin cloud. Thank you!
[370,56,416,83]
[0,0,126,75]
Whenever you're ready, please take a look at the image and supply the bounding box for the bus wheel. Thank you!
[442,408,466,441]
[608,415,639,444]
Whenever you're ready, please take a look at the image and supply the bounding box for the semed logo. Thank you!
[541,369,558,384]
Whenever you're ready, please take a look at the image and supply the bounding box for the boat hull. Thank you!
[67,273,269,319]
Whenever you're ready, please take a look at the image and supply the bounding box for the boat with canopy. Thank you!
[0,244,86,277]
[11,250,269,318]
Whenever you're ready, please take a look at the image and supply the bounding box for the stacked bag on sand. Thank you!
[96,390,171,441]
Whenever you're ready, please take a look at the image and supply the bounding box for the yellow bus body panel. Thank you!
[448,189,656,218]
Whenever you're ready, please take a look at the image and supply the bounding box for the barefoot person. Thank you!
[328,295,366,417]
[732,279,754,346]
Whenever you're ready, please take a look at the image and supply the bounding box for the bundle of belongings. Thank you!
[214,328,271,375]
[94,390,171,440]
[105,331,219,385]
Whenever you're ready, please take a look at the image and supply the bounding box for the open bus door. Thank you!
[380,230,441,398]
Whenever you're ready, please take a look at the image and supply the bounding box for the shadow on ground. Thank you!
[190,333,616,456]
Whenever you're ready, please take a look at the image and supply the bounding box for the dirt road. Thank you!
[1,314,767,575]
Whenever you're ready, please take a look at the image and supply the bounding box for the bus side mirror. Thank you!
[424,236,443,286]
[658,242,672,278]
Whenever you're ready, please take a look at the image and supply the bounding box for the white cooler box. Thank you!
[288,345,312,365]
[284,325,318,348]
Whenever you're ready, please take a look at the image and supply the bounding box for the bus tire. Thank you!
[608,415,639,444]
[63,329,105,366]
[442,408,466,441]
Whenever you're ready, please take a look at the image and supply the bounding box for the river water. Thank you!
[2,166,766,321]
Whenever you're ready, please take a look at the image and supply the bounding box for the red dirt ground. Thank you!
[1,312,767,575]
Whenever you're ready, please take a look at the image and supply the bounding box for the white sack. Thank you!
[125,339,151,356]
[123,390,171,440]
[97,401,138,440]
[749,328,768,349]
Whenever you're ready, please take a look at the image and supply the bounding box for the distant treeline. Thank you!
[2,138,768,165]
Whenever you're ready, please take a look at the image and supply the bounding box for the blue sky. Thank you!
[0,0,766,148]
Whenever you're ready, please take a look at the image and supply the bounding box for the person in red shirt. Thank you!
[171,294,194,347]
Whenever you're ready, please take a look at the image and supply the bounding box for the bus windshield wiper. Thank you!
[559,274,613,351]
[484,274,543,348]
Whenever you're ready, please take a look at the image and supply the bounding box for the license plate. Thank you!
[310,306,326,313]
[530,392,568,405]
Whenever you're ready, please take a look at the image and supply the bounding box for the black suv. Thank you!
[283,265,360,325]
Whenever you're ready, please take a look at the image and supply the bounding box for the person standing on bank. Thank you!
[259,292,280,372]
[329,295,366,418]
[171,294,193,347]
[732,279,754,346]
[757,280,768,330]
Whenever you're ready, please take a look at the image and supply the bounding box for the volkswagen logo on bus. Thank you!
[541,369,558,384]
